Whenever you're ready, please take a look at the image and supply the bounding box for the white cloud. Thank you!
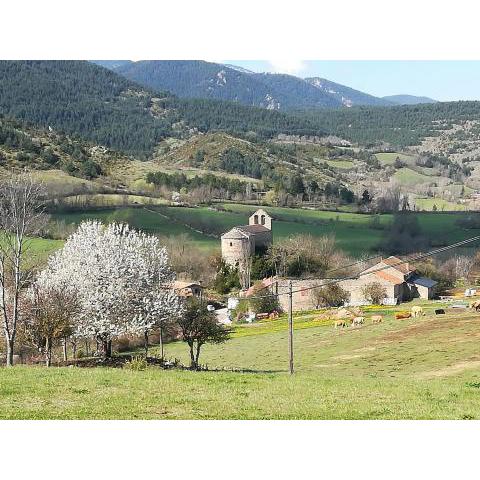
[267,59,307,75]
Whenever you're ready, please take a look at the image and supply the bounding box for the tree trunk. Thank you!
[63,337,68,362]
[144,330,149,356]
[195,343,202,370]
[101,339,112,359]
[85,339,90,357]
[6,338,14,367]
[159,326,164,360]
[72,340,77,360]
[45,337,52,367]
[189,343,196,369]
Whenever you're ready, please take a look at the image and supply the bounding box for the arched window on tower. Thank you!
[261,215,266,225]
[254,215,259,224]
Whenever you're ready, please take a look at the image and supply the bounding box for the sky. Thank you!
[221,61,480,101]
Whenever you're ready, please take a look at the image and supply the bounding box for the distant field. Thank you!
[375,152,413,165]
[394,167,435,185]
[415,197,467,212]
[325,159,355,169]
[2,302,480,419]
[51,204,480,257]
[51,208,218,251]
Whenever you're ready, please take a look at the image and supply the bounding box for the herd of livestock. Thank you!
[333,301,480,329]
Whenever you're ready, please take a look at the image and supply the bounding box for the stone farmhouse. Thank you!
[274,256,437,311]
[221,209,273,266]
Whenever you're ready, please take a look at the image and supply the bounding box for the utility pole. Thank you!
[288,280,294,374]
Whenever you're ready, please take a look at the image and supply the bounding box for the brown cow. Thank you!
[334,320,347,329]
[470,300,480,311]
[395,312,411,320]
[371,315,383,324]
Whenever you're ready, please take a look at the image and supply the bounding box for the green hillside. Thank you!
[2,304,480,419]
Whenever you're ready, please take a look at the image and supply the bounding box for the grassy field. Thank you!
[2,301,480,419]
[415,197,467,212]
[375,152,413,165]
[51,204,480,257]
[325,159,355,169]
[394,167,435,185]
[51,207,218,251]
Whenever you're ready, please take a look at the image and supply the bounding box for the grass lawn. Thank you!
[2,301,480,419]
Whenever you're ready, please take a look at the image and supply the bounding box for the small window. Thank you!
[230,242,233,246]
[254,215,259,224]
[261,215,266,225]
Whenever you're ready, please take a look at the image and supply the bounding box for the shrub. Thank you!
[361,282,387,305]
[124,355,148,371]
[249,282,281,314]
[311,283,350,308]
[116,336,132,353]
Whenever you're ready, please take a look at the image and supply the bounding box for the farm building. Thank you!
[173,281,203,298]
[221,209,273,266]
[273,256,437,311]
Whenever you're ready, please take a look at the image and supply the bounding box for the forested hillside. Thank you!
[295,101,480,147]
[114,60,391,109]
[0,61,180,156]
[0,114,129,180]
[0,61,331,157]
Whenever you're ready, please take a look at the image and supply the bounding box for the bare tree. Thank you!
[361,282,387,305]
[0,173,47,366]
[22,284,79,367]
[238,240,252,290]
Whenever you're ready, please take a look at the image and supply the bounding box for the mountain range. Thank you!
[94,60,437,110]
[382,94,438,105]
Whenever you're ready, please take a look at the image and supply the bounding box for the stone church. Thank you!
[221,209,273,266]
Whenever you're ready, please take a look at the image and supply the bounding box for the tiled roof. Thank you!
[236,224,270,235]
[373,270,404,285]
[382,256,412,274]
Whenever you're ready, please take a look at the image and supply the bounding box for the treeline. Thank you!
[294,101,480,147]
[172,97,326,139]
[146,171,252,194]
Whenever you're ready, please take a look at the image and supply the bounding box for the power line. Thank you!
[243,234,480,300]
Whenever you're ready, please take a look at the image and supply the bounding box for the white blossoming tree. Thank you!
[38,220,182,359]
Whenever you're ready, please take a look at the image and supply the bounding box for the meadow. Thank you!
[2,302,480,419]
[51,203,480,257]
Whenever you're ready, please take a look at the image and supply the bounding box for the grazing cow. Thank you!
[435,309,446,315]
[411,306,425,318]
[470,300,480,311]
[352,316,365,327]
[395,312,411,320]
[371,315,383,324]
[334,319,347,329]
